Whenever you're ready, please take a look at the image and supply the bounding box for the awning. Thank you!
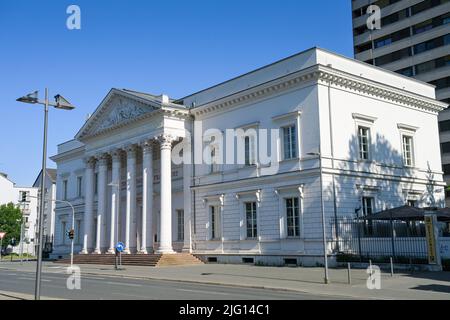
[357,205,450,222]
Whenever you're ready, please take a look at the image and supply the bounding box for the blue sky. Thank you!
[0,0,353,186]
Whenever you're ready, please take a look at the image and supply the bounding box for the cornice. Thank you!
[190,64,447,118]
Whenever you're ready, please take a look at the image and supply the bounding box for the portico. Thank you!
[75,89,190,255]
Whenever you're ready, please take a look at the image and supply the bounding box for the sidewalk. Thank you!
[1,261,449,299]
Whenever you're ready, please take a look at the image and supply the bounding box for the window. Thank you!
[61,221,66,245]
[210,205,221,240]
[210,147,220,173]
[395,66,414,77]
[244,135,256,166]
[177,210,184,241]
[283,125,297,160]
[402,135,414,166]
[358,126,370,160]
[362,196,374,236]
[286,197,300,237]
[245,202,257,239]
[407,200,417,207]
[413,34,450,55]
[76,220,81,244]
[443,164,450,175]
[430,76,450,90]
[94,173,98,195]
[77,176,82,197]
[441,142,450,153]
[374,28,410,49]
[375,47,411,66]
[63,180,68,200]
[19,191,29,203]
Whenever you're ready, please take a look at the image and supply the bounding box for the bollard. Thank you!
[347,262,351,285]
[390,257,394,277]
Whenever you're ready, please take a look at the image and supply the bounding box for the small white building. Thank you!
[0,172,38,255]
[51,48,448,265]
[33,169,57,239]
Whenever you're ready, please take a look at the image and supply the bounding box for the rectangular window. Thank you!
[177,210,184,241]
[402,135,414,166]
[94,173,98,195]
[362,196,374,236]
[245,202,257,239]
[244,136,256,166]
[77,176,82,197]
[19,191,29,203]
[286,197,300,237]
[61,221,66,245]
[63,180,68,200]
[210,147,220,173]
[210,205,221,240]
[283,125,297,160]
[76,220,81,244]
[358,126,370,160]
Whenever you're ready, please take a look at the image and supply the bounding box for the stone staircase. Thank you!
[55,253,203,267]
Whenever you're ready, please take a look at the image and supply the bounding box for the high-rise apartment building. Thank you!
[352,0,450,204]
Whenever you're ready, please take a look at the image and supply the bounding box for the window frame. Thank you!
[245,201,258,239]
[177,209,184,241]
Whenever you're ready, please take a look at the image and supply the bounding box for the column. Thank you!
[124,145,137,254]
[81,157,96,254]
[139,140,153,254]
[108,150,121,254]
[94,154,108,254]
[182,161,192,252]
[156,134,175,253]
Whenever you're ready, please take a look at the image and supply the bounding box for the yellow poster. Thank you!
[424,216,437,264]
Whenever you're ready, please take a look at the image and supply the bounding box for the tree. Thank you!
[0,203,22,249]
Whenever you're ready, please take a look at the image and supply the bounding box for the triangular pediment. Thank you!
[75,89,163,140]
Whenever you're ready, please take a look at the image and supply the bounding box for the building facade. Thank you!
[51,48,447,265]
[351,0,450,203]
[33,168,57,239]
[0,172,38,255]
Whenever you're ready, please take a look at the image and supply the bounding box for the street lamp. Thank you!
[16,89,75,300]
[307,151,330,284]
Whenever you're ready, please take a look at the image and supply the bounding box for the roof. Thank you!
[32,168,57,187]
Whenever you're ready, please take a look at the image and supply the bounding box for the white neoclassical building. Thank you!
[51,48,448,265]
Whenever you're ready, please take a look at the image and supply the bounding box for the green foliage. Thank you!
[0,203,22,248]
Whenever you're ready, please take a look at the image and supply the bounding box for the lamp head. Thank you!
[54,94,75,110]
[16,91,39,104]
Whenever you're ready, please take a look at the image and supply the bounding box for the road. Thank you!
[0,265,346,300]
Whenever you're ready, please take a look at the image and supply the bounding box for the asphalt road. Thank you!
[0,267,346,300]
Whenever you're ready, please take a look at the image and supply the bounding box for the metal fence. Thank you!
[330,217,429,264]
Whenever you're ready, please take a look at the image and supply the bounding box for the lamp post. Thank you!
[16,89,75,300]
[307,151,330,284]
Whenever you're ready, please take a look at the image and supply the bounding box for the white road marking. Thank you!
[105,281,142,287]
[176,288,230,296]
[6,273,17,276]
[18,277,34,281]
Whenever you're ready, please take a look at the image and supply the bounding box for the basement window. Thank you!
[284,258,297,266]
[242,257,254,264]
[207,257,218,263]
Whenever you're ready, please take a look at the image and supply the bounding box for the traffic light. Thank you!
[68,229,74,240]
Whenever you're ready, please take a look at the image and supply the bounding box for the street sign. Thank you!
[0,232,6,240]
[115,242,125,252]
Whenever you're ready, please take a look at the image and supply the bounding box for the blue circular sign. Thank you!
[115,242,125,252]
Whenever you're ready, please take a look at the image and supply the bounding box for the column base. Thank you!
[106,248,116,254]
[93,249,102,254]
[123,248,131,254]
[156,248,176,254]
[79,249,88,255]
[137,249,148,254]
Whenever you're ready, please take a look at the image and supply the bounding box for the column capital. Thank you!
[141,139,154,154]
[109,148,123,162]
[98,153,110,167]
[84,156,96,169]
[125,144,138,156]
[157,134,175,150]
